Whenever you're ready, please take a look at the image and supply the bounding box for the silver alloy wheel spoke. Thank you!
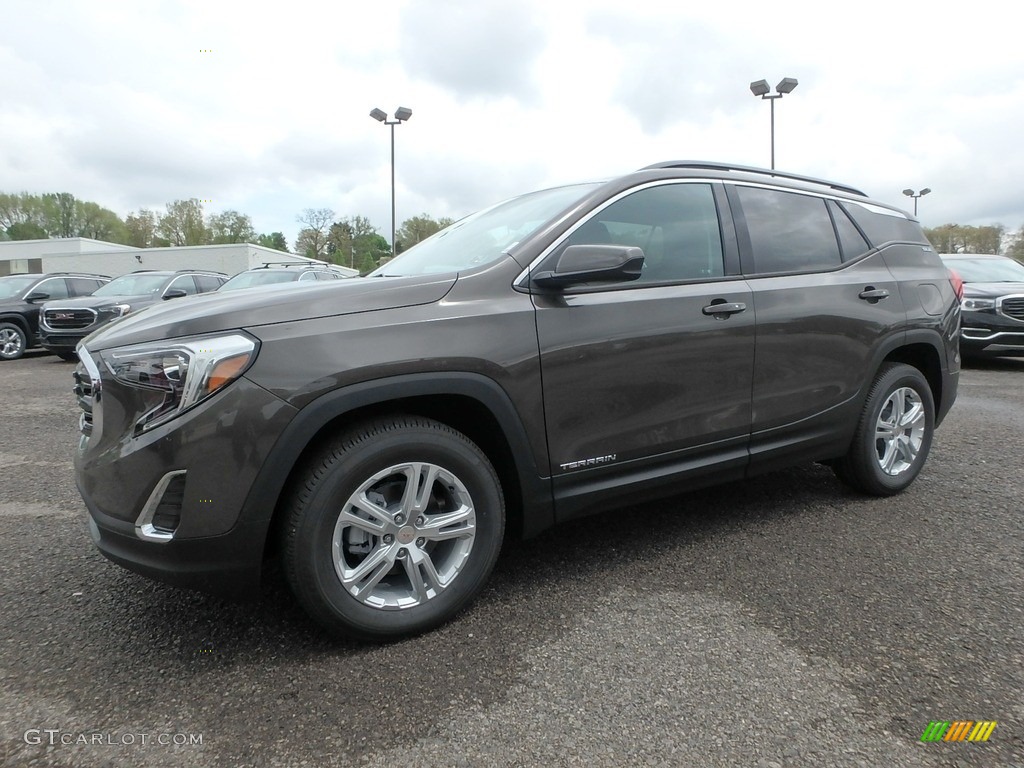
[332,461,476,610]
[419,505,475,541]
[874,387,925,476]
[343,544,397,599]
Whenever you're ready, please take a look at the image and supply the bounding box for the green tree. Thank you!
[7,221,48,240]
[41,192,78,238]
[208,210,256,244]
[159,199,208,246]
[294,208,334,259]
[925,223,1005,254]
[256,232,289,252]
[395,214,454,254]
[125,209,160,248]
[76,201,127,242]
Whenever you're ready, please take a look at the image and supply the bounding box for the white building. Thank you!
[0,238,358,278]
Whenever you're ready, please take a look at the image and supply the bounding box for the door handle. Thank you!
[858,287,889,302]
[702,301,747,317]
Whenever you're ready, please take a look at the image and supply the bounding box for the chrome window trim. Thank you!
[513,178,730,287]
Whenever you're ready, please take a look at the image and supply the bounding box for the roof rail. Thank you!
[640,161,867,197]
[258,261,332,269]
[48,272,112,278]
[174,268,227,275]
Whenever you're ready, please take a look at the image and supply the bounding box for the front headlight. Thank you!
[102,303,133,317]
[99,333,258,433]
[961,297,995,311]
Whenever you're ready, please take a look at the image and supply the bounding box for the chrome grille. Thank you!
[1001,297,1024,321]
[72,367,94,435]
[44,307,97,330]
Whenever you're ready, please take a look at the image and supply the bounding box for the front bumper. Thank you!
[82,485,269,597]
[75,366,299,594]
[38,328,87,352]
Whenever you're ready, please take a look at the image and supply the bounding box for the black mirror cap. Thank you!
[162,289,188,300]
[532,245,645,289]
[25,291,50,303]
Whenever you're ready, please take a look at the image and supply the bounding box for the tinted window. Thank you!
[828,200,871,261]
[298,271,318,281]
[34,278,71,300]
[564,183,724,284]
[736,187,840,274]
[68,278,105,296]
[841,200,926,247]
[167,276,198,295]
[194,275,224,293]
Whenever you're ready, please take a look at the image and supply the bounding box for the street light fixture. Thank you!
[369,106,413,256]
[749,77,798,170]
[902,187,931,217]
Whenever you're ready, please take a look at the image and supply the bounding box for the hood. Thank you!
[81,274,458,351]
[42,294,156,309]
[961,281,1024,299]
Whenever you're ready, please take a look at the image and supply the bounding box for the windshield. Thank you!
[0,275,39,300]
[93,274,171,296]
[945,257,1024,283]
[371,183,600,277]
[219,271,302,290]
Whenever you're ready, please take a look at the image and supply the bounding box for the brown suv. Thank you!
[72,162,960,640]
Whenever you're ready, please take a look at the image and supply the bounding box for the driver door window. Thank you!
[564,183,724,284]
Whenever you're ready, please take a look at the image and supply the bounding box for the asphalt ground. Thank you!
[1,350,1022,767]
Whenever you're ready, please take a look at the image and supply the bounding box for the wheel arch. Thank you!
[252,373,553,567]
[880,333,947,423]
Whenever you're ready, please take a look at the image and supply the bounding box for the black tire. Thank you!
[283,415,505,641]
[57,352,78,362]
[833,363,935,496]
[0,322,27,361]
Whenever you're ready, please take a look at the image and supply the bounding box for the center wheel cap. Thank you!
[397,526,416,545]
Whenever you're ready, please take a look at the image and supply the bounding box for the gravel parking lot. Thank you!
[1,351,1022,767]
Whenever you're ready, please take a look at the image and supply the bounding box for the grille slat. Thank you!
[1001,297,1024,321]
[73,368,94,435]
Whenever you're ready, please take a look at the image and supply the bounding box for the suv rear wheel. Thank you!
[0,322,27,361]
[283,416,505,640]
[833,363,934,495]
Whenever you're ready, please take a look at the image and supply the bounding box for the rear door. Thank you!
[531,181,756,518]
[728,184,906,467]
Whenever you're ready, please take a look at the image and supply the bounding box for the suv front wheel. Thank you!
[0,322,27,361]
[834,363,935,496]
[283,416,505,640]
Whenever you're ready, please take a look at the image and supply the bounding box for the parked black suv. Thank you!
[72,162,960,640]
[217,262,358,291]
[40,269,227,359]
[941,253,1024,358]
[0,272,109,360]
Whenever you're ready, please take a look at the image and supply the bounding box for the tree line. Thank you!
[6,190,1021,266]
[0,191,455,274]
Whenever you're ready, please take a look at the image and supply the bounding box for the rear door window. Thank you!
[735,186,841,274]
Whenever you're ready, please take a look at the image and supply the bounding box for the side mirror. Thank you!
[532,245,644,289]
[25,291,50,303]
[162,289,188,300]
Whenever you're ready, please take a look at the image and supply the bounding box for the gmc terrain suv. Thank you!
[0,272,109,360]
[40,269,227,359]
[72,162,960,640]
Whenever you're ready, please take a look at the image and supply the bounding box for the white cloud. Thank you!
[1,0,1022,250]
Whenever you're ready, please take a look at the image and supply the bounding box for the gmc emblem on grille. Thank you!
[52,312,74,320]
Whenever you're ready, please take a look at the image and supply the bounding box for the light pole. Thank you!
[370,106,413,256]
[749,77,798,170]
[902,187,931,217]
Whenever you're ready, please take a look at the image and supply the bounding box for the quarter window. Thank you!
[736,187,841,274]
[564,183,724,284]
[828,200,871,261]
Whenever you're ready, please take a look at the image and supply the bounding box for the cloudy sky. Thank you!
[2,0,1021,249]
